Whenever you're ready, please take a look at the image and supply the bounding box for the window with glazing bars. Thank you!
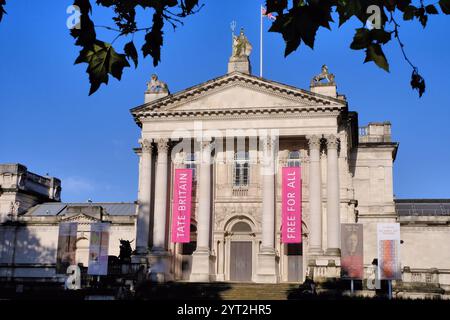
[233,151,249,187]
[287,150,301,167]
[184,153,197,196]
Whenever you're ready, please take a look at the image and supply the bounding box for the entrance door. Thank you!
[287,243,303,282]
[230,241,252,282]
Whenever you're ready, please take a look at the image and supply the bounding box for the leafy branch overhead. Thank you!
[0,0,6,22]
[70,0,202,95]
[266,0,450,97]
[0,0,448,96]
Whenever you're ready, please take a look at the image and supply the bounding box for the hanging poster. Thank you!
[171,169,193,243]
[282,166,302,243]
[56,222,78,274]
[88,223,110,275]
[341,223,364,279]
[377,223,401,280]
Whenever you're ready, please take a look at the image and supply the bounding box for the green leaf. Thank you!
[425,4,438,14]
[411,70,425,97]
[350,28,371,50]
[418,12,428,27]
[336,0,362,26]
[370,29,391,44]
[402,5,416,20]
[266,0,288,15]
[124,41,138,68]
[0,0,6,22]
[364,43,389,72]
[75,41,130,95]
[439,0,450,14]
[142,11,164,66]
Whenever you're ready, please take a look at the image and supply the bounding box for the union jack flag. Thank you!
[261,7,277,21]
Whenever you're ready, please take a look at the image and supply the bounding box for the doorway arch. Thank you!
[225,217,256,282]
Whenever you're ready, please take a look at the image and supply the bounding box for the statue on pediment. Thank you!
[311,65,335,86]
[146,74,169,93]
[232,28,252,59]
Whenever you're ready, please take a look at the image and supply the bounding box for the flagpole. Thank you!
[260,5,263,78]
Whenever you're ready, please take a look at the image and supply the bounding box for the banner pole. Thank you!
[351,279,354,295]
[388,280,392,300]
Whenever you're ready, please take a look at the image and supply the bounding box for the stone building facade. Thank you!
[0,34,449,297]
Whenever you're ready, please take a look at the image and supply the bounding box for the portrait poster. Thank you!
[340,223,364,279]
[377,223,401,280]
[88,223,110,275]
[56,222,78,274]
[281,167,302,243]
[171,169,193,243]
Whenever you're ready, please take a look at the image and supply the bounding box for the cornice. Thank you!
[138,107,343,124]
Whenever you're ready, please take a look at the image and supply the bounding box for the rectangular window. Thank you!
[287,150,301,168]
[184,153,197,197]
[233,151,250,187]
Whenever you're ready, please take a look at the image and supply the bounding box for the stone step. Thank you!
[140,282,299,300]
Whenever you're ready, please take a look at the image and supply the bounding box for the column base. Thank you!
[325,248,341,256]
[255,250,279,283]
[131,253,149,265]
[148,251,173,283]
[308,247,324,256]
[190,249,214,282]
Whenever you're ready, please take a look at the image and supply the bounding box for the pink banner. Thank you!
[171,169,193,243]
[282,167,302,243]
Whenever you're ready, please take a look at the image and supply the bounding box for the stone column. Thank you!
[261,138,275,251]
[135,139,153,257]
[256,136,278,283]
[149,138,171,282]
[190,139,213,281]
[308,135,323,255]
[326,135,341,255]
[152,138,169,251]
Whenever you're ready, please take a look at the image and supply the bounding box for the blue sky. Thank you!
[0,1,449,202]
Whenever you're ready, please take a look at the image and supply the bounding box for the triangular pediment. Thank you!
[60,213,101,224]
[163,83,311,111]
[131,72,346,122]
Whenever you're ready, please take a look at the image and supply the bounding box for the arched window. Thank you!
[231,221,252,233]
[287,150,301,167]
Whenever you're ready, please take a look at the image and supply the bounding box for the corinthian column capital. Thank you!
[156,138,169,153]
[307,135,322,150]
[326,134,339,150]
[140,138,153,153]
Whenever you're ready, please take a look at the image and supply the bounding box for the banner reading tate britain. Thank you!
[281,167,302,243]
[171,169,193,243]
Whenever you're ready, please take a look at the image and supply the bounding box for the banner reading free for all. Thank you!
[281,167,302,243]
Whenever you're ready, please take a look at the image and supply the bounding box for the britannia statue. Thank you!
[232,28,253,59]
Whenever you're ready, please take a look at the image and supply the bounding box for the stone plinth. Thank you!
[307,256,341,282]
[310,84,337,98]
[228,57,251,74]
[190,250,214,282]
[148,251,172,283]
[144,92,169,104]
[255,251,279,283]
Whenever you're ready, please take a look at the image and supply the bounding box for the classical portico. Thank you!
[130,31,356,283]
